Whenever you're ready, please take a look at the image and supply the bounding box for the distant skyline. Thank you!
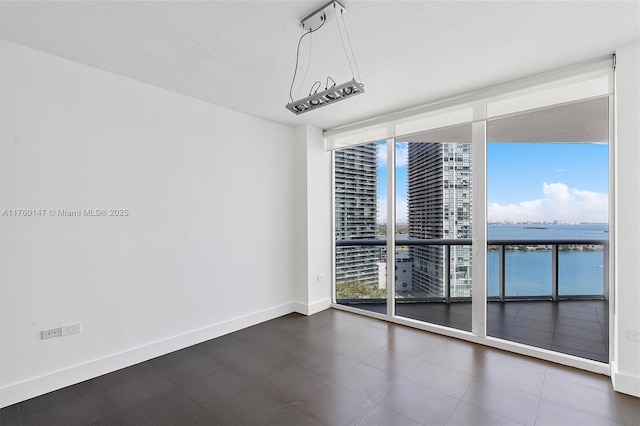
[377,142,608,224]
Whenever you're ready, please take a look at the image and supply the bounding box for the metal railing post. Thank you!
[498,245,506,302]
[444,245,451,303]
[552,244,559,301]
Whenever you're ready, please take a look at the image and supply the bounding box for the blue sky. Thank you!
[487,143,608,204]
[377,142,608,224]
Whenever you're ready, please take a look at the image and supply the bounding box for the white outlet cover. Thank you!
[627,329,640,342]
[41,327,61,340]
[61,323,81,336]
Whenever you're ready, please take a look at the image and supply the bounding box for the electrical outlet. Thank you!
[61,323,81,336]
[41,327,61,340]
[627,329,640,342]
[317,275,325,282]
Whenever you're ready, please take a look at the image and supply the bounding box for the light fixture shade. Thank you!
[286,79,365,115]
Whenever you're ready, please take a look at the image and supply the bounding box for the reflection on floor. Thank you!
[341,300,609,363]
[1,308,635,426]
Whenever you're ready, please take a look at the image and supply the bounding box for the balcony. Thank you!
[336,238,609,363]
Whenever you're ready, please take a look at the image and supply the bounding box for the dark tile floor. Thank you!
[346,300,609,363]
[2,308,637,426]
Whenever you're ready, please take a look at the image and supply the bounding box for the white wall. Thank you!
[613,41,640,397]
[0,40,296,407]
[294,125,332,315]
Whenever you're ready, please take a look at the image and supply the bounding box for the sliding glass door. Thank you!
[394,125,474,332]
[485,98,610,362]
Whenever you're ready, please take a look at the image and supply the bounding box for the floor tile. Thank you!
[177,365,251,410]
[541,376,633,424]
[301,383,375,425]
[379,381,459,425]
[446,401,524,426]
[355,404,422,426]
[262,365,329,403]
[21,380,99,413]
[408,360,475,399]
[117,389,203,426]
[427,344,489,376]
[296,349,360,381]
[554,323,607,343]
[150,347,221,386]
[535,399,620,426]
[333,363,402,402]
[612,392,640,426]
[552,334,607,355]
[92,363,158,390]
[544,364,613,392]
[505,324,554,344]
[220,347,291,382]
[89,414,126,425]
[555,315,602,331]
[556,309,601,322]
[387,333,444,359]
[463,378,540,426]
[215,386,296,424]
[362,348,424,379]
[514,308,556,324]
[479,354,546,396]
[508,317,556,332]
[262,410,323,426]
[26,391,115,426]
[0,405,22,426]
[99,367,175,411]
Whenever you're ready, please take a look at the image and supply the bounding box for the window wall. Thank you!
[330,58,613,370]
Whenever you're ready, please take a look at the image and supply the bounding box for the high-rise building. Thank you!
[334,143,379,287]
[407,142,473,297]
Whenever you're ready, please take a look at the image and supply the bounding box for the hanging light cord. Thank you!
[297,28,313,100]
[340,8,361,83]
[289,19,326,103]
[334,3,355,80]
[309,81,322,96]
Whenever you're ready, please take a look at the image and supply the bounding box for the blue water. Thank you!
[487,224,607,296]
[488,223,608,240]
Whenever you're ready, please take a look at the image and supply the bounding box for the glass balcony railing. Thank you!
[335,238,608,303]
[488,240,608,301]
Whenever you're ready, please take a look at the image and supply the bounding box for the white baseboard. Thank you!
[294,298,332,316]
[611,361,640,397]
[0,302,296,409]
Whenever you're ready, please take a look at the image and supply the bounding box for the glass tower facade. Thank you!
[334,144,379,287]
[407,142,472,297]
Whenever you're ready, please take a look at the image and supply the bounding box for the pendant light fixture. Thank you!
[286,1,364,115]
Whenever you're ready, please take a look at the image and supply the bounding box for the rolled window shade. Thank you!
[324,55,613,151]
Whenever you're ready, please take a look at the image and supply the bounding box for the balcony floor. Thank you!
[342,300,609,363]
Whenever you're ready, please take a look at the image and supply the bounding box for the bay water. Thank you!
[487,223,608,296]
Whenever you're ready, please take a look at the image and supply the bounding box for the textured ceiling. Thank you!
[0,1,638,130]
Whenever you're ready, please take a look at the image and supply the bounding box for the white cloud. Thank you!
[396,144,408,167]
[488,182,608,223]
[377,143,408,168]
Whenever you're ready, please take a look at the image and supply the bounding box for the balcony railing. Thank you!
[336,238,608,302]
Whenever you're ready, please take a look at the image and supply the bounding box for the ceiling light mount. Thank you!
[300,0,346,32]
